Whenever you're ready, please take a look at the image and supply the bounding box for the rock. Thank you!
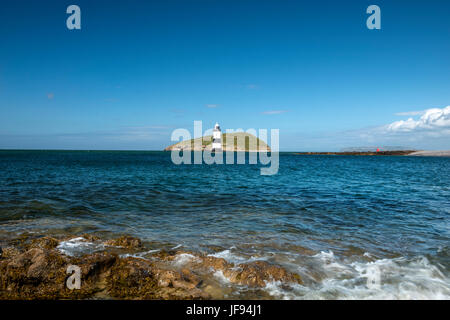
[29,236,59,250]
[82,234,100,242]
[6,248,69,282]
[26,249,49,279]
[7,248,43,269]
[154,249,178,260]
[0,247,21,259]
[155,250,302,288]
[225,260,302,287]
[106,256,209,299]
[0,234,302,300]
[0,243,210,299]
[203,256,233,270]
[106,257,158,299]
[76,252,117,279]
[1,247,76,299]
[153,268,201,290]
[202,256,302,287]
[1,247,117,299]
[105,236,142,249]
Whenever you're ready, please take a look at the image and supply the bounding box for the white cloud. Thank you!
[394,110,425,116]
[277,105,450,151]
[206,104,218,108]
[387,106,450,133]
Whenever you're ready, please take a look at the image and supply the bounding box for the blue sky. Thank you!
[0,0,449,151]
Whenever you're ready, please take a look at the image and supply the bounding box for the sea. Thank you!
[0,150,449,299]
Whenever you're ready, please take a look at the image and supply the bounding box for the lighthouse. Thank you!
[212,122,222,151]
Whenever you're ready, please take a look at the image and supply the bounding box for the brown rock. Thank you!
[154,269,178,287]
[0,247,81,299]
[76,252,117,279]
[202,257,232,270]
[0,247,21,259]
[201,256,302,287]
[82,234,100,242]
[156,251,302,288]
[29,236,59,250]
[106,256,209,300]
[26,250,50,279]
[0,234,304,300]
[225,261,302,287]
[7,248,44,269]
[105,236,142,249]
[154,249,179,261]
[106,257,158,299]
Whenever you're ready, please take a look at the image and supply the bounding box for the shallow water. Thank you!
[1,150,449,299]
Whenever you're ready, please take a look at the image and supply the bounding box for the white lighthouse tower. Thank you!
[212,122,222,151]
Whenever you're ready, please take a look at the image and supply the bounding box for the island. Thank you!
[164,132,271,152]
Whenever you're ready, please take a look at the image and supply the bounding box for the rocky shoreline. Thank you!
[0,234,302,300]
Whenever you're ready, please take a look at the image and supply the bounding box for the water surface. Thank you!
[1,150,449,299]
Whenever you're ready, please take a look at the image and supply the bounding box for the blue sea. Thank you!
[1,150,449,299]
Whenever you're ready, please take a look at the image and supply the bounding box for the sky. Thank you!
[0,0,449,151]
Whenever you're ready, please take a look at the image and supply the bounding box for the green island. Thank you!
[164,132,271,152]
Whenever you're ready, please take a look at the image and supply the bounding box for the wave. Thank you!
[57,237,105,256]
[263,250,450,300]
[208,248,270,265]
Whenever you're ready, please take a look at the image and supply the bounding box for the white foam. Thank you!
[264,281,307,300]
[261,251,450,300]
[213,270,231,284]
[172,253,200,266]
[313,250,354,275]
[313,250,335,261]
[119,249,160,259]
[57,237,105,257]
[208,249,269,265]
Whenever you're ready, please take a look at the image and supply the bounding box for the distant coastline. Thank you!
[1,149,450,157]
[294,150,450,156]
[294,150,417,156]
[408,150,450,157]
